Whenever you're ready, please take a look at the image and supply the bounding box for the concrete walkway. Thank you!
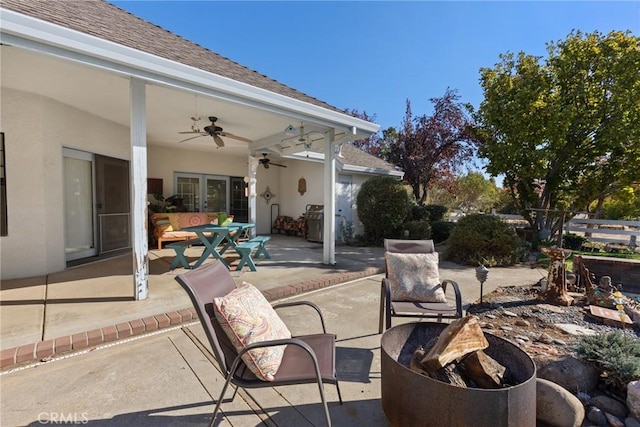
[1,235,547,426]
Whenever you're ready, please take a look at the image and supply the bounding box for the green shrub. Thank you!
[425,205,448,222]
[409,203,431,221]
[402,221,431,240]
[431,220,455,244]
[575,331,640,398]
[445,214,522,266]
[562,233,587,250]
[356,176,411,245]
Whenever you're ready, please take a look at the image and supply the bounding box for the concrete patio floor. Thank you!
[0,235,547,426]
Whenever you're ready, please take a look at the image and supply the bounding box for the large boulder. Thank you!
[534,354,599,393]
[588,394,628,419]
[536,378,585,427]
[628,381,640,420]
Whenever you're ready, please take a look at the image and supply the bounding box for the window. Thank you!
[0,133,6,236]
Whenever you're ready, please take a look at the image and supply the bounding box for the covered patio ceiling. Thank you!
[2,45,368,159]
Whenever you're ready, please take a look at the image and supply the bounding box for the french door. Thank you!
[175,173,229,213]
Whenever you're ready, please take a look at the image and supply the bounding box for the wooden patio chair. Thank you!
[175,261,342,426]
[379,239,463,333]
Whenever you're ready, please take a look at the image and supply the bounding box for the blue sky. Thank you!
[110,1,639,131]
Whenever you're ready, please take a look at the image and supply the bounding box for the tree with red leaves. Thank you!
[343,108,387,158]
[387,88,481,204]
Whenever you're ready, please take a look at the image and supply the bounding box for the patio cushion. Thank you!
[386,252,447,303]
[213,281,291,381]
[155,219,173,232]
[176,213,216,229]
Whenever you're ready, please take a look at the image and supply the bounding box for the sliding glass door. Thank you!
[64,149,97,261]
[63,148,130,262]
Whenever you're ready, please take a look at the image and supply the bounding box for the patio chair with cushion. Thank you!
[379,239,463,333]
[175,261,342,427]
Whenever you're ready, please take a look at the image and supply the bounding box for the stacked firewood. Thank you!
[409,316,508,389]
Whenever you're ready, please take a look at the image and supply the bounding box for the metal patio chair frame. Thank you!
[379,239,463,333]
[175,261,342,426]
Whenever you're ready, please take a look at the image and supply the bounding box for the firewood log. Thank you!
[420,316,489,372]
[460,350,506,389]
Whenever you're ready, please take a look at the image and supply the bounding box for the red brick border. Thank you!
[0,268,383,371]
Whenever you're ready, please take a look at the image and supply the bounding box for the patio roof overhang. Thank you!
[0,9,380,155]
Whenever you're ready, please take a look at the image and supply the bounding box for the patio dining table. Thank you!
[218,222,256,255]
[180,222,255,269]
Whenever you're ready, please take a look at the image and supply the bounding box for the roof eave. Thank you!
[0,8,380,134]
[338,163,404,177]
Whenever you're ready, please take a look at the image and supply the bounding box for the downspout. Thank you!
[130,77,149,300]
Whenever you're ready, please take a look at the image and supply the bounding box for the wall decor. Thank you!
[260,186,277,205]
[297,177,307,196]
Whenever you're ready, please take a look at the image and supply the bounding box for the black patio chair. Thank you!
[175,261,342,426]
[379,239,463,333]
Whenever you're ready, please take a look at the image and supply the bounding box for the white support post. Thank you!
[248,155,259,238]
[130,78,149,300]
[323,130,336,265]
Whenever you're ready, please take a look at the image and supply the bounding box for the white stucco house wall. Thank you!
[0,0,402,293]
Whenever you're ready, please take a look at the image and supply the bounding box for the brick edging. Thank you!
[0,267,383,371]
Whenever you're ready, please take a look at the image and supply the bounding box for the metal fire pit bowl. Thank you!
[381,322,536,427]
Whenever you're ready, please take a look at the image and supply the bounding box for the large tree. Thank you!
[387,88,480,204]
[343,108,388,158]
[474,30,640,234]
[455,172,501,213]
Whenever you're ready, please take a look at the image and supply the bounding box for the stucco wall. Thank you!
[277,158,324,219]
[147,147,282,235]
[1,89,129,279]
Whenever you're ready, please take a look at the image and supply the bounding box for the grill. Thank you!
[306,205,323,242]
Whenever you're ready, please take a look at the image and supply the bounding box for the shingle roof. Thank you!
[339,143,398,172]
[1,0,341,112]
[2,0,399,174]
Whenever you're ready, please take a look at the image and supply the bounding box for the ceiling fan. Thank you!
[178,116,252,148]
[259,153,287,169]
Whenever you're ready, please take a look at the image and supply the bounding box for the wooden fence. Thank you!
[494,214,640,248]
[564,218,640,247]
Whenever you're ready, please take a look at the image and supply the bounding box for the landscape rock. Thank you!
[625,416,640,427]
[536,378,584,427]
[534,354,599,393]
[628,381,640,420]
[537,332,554,344]
[604,412,624,427]
[554,323,598,336]
[588,395,628,419]
[586,405,606,426]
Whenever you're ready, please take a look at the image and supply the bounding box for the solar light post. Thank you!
[476,265,489,305]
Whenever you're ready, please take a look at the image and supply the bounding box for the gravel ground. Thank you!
[467,284,640,356]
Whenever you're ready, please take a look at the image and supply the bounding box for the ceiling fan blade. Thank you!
[213,134,225,148]
[179,135,205,143]
[177,131,202,134]
[220,132,252,143]
[271,163,287,168]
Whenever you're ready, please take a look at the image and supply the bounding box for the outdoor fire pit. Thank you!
[381,322,537,427]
